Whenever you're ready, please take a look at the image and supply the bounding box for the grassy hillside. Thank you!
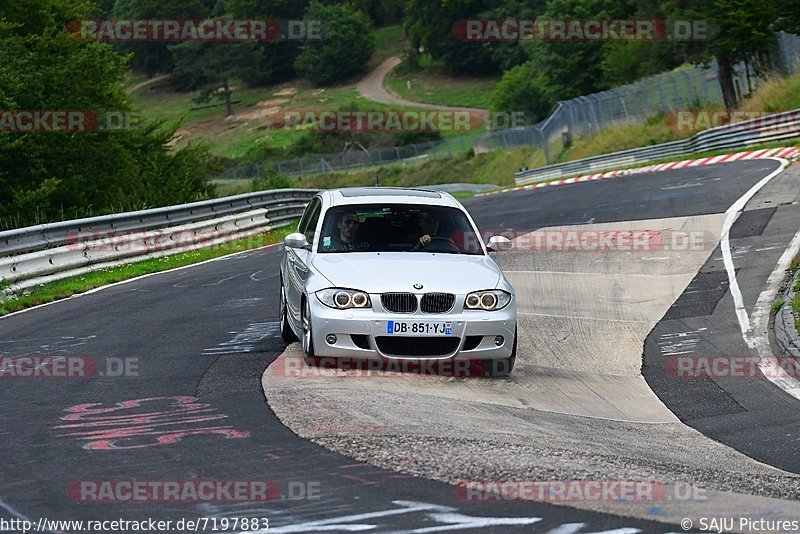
[384,54,499,109]
[265,69,800,193]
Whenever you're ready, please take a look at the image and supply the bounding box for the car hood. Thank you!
[312,252,502,294]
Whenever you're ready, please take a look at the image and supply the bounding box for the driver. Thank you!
[411,211,440,250]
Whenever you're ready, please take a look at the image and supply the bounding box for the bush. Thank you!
[490,63,554,123]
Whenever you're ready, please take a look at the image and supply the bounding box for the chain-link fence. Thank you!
[217,134,483,180]
[217,32,800,180]
[475,62,737,163]
[775,31,800,75]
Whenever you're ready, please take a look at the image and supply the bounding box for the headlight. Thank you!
[464,290,511,311]
[316,288,372,309]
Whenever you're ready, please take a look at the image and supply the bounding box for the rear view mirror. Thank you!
[486,235,513,252]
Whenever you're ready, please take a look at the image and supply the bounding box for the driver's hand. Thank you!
[419,234,432,246]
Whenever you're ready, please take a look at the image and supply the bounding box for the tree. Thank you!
[490,62,553,123]
[111,0,213,76]
[294,2,374,85]
[225,0,309,86]
[359,0,405,26]
[776,5,800,35]
[661,0,779,109]
[0,0,215,228]
[521,0,639,100]
[405,0,498,75]
[170,41,260,115]
[600,41,683,87]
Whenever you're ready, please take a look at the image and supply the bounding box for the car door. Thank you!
[286,196,321,324]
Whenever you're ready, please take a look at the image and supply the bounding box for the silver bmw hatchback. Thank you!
[279,187,517,376]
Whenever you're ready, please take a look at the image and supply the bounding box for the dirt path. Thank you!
[356,56,488,117]
[126,74,170,94]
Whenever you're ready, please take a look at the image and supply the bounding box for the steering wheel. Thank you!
[423,236,460,253]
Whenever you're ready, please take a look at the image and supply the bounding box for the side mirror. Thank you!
[284,232,310,250]
[485,235,513,252]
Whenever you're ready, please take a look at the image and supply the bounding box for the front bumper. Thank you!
[307,293,516,361]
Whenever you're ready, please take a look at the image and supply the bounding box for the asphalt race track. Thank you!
[2,158,799,533]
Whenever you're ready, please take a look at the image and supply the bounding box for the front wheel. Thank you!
[280,282,298,343]
[483,328,516,377]
[301,298,318,366]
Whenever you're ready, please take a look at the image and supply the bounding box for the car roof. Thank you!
[325,187,460,208]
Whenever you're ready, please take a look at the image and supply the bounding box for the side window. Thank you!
[297,197,319,236]
[303,201,322,245]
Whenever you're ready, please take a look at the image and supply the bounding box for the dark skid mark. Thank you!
[662,269,731,320]
[728,207,776,239]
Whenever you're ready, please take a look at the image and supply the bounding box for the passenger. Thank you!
[327,211,369,251]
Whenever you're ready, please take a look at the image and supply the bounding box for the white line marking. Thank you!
[0,498,60,533]
[720,157,800,400]
[410,513,542,532]
[259,501,455,533]
[0,499,32,522]
[544,526,641,534]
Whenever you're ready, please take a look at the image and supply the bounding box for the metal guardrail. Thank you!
[0,188,317,257]
[0,188,318,294]
[514,109,800,185]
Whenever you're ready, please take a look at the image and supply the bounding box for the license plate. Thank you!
[386,320,452,336]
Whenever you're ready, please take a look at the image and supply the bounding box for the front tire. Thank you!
[301,298,318,366]
[483,328,516,377]
[280,282,298,343]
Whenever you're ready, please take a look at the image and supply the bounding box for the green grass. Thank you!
[370,25,407,69]
[0,222,297,316]
[131,78,477,159]
[384,55,499,109]
[290,70,800,190]
[505,70,800,175]
[740,74,800,113]
[793,295,800,333]
[295,145,542,190]
[553,116,696,163]
[773,299,786,316]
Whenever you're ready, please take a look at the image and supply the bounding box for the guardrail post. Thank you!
[538,128,551,165]
[657,79,667,111]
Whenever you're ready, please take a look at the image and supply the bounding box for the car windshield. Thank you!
[317,204,484,255]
